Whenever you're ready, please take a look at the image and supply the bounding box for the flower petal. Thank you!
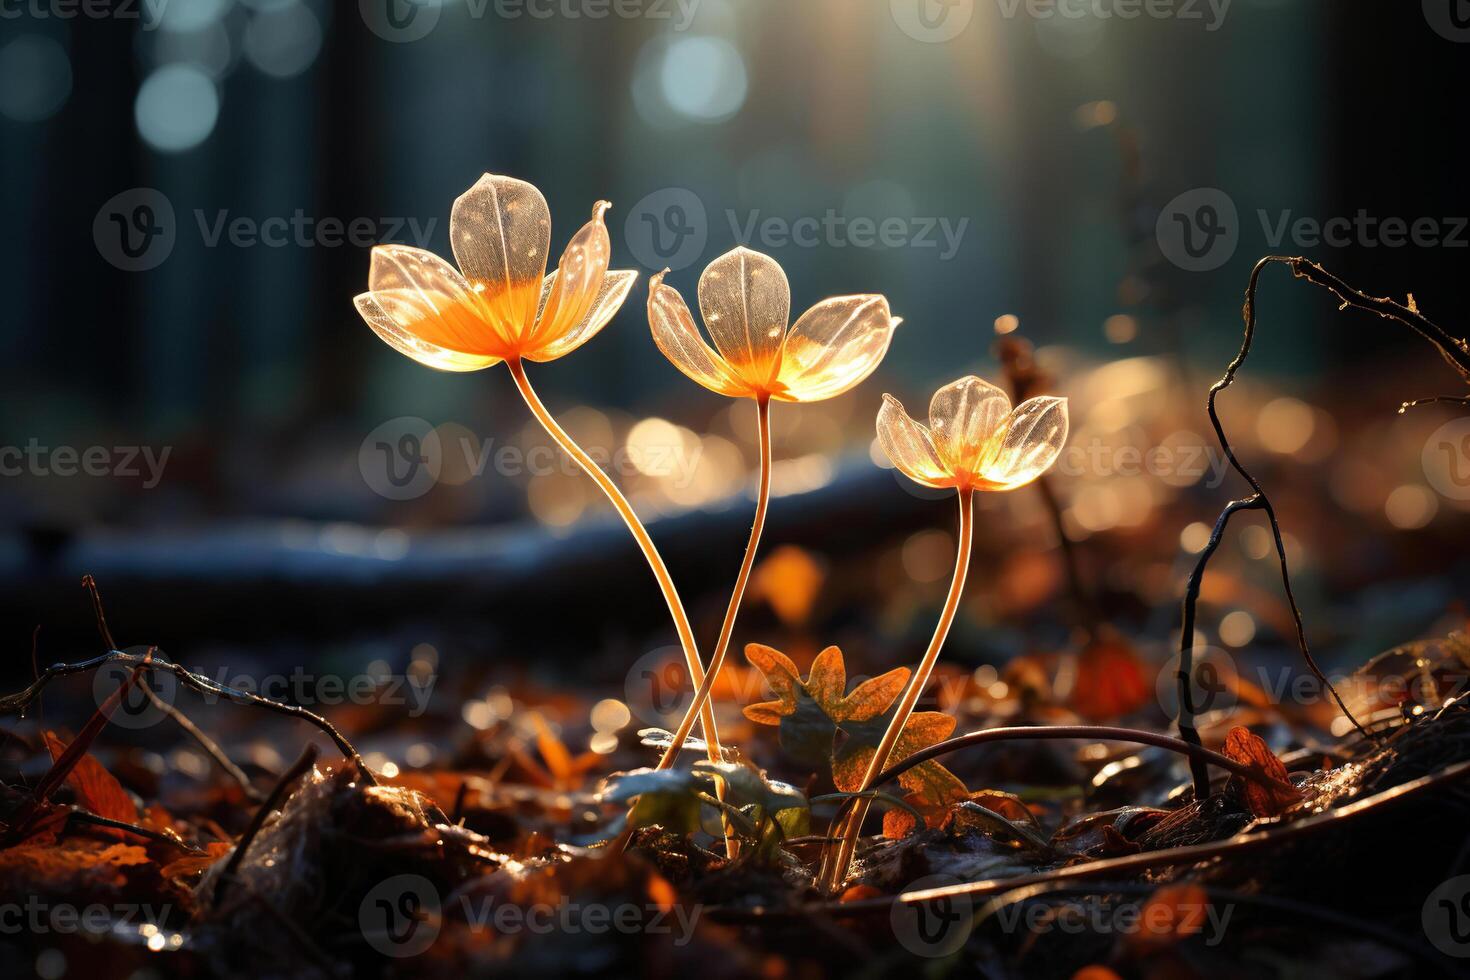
[450,174,551,345]
[525,270,638,362]
[928,376,1011,478]
[648,271,750,397]
[697,246,790,390]
[979,395,1069,490]
[355,293,501,373]
[876,394,952,488]
[364,244,503,356]
[529,200,613,352]
[775,295,899,402]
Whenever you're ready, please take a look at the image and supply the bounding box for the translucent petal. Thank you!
[530,201,612,352]
[697,246,790,390]
[525,270,638,362]
[876,394,952,488]
[648,272,750,397]
[979,396,1069,490]
[928,376,1011,478]
[366,245,500,355]
[775,295,899,403]
[449,174,551,346]
[355,293,501,373]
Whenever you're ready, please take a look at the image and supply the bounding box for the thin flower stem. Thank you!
[821,487,974,893]
[505,358,732,856]
[655,395,773,772]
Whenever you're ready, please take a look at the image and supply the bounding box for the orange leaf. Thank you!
[160,841,232,882]
[1069,630,1149,721]
[42,731,138,825]
[1128,883,1211,952]
[1221,726,1300,817]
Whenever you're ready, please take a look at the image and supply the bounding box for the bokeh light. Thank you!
[135,65,220,152]
[0,35,72,123]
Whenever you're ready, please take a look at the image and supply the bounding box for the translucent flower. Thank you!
[647,246,900,402]
[877,376,1068,491]
[354,174,637,370]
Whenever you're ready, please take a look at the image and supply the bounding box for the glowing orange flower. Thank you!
[354,174,637,370]
[877,376,1068,491]
[647,246,900,402]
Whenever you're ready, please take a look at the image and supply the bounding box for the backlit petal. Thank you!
[697,247,790,390]
[648,271,750,397]
[928,376,1011,478]
[530,201,613,352]
[979,396,1068,490]
[355,293,501,372]
[366,244,501,355]
[876,394,952,488]
[525,270,637,362]
[449,174,551,346]
[775,295,899,403]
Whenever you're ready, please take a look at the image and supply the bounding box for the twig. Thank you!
[824,723,1297,844]
[709,758,1470,921]
[214,744,319,908]
[1177,256,1419,799]
[142,681,266,803]
[0,650,373,780]
[66,808,202,853]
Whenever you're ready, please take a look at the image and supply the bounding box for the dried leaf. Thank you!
[1222,726,1301,817]
[159,841,232,883]
[42,731,138,825]
[1127,883,1211,952]
[1069,631,1150,720]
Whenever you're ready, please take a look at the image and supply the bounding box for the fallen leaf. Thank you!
[42,731,138,825]
[1222,726,1301,817]
[1069,630,1150,720]
[1127,882,1211,952]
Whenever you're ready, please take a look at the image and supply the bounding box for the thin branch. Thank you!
[142,681,266,803]
[66,808,203,853]
[1177,255,1398,795]
[708,758,1470,921]
[0,650,372,779]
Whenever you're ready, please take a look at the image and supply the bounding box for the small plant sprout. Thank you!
[352,174,730,839]
[646,246,900,771]
[820,375,1068,892]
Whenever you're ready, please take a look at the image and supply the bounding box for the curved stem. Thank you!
[505,358,730,855]
[656,395,773,771]
[821,487,974,893]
